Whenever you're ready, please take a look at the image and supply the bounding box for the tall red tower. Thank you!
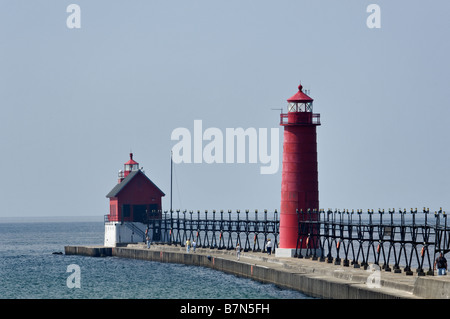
[277,83,320,257]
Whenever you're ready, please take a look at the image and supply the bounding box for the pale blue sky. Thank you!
[0,1,449,218]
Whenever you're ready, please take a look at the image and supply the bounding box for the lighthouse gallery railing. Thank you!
[279,113,321,125]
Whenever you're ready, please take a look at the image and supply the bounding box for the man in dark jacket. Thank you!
[435,252,448,276]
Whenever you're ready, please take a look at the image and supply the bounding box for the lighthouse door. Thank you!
[133,205,147,223]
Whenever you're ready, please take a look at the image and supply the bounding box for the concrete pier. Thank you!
[64,244,450,299]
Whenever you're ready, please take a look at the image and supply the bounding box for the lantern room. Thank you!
[280,84,320,126]
[118,153,140,182]
[287,84,313,112]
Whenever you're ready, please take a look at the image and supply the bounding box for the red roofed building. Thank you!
[104,153,165,247]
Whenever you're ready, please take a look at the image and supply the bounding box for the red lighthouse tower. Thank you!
[277,83,320,257]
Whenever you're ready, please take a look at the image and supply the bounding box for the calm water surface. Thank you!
[0,219,313,299]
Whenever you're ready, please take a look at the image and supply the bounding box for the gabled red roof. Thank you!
[287,84,313,103]
[106,170,165,198]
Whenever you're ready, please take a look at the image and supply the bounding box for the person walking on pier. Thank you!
[186,239,191,253]
[146,234,151,249]
[266,239,272,255]
[145,229,151,249]
[435,252,447,276]
[236,243,241,260]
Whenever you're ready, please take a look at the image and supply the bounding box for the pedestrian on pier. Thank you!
[186,239,191,253]
[145,229,151,249]
[146,234,151,249]
[435,252,447,276]
[266,239,272,255]
[236,243,241,260]
[192,239,197,252]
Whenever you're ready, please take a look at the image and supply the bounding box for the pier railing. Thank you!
[138,207,449,276]
[295,208,449,276]
[146,209,279,253]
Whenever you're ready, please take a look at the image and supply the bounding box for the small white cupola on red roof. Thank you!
[124,153,139,176]
[118,153,140,182]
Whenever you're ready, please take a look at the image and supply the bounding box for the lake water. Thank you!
[0,218,313,299]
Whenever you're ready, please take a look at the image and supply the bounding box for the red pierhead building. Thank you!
[104,153,165,246]
[277,84,320,257]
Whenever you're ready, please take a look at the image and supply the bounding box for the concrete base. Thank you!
[276,248,323,258]
[104,221,148,247]
[65,244,434,299]
[275,248,297,257]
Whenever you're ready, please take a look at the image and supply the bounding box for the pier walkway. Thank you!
[64,243,450,299]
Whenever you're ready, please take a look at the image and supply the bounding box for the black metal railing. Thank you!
[280,113,321,125]
[106,207,450,276]
[146,209,279,253]
[294,208,449,276]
